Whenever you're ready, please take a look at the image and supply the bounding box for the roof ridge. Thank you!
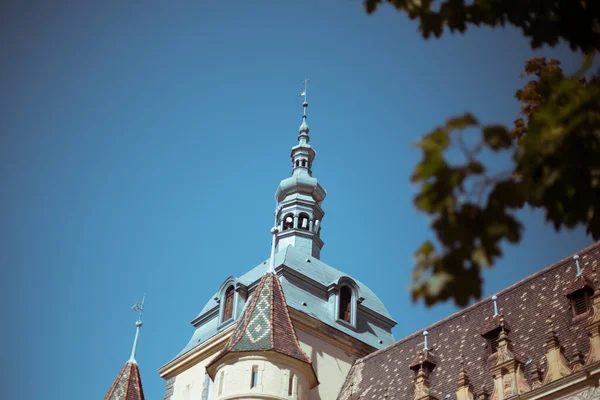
[124,363,133,400]
[270,272,275,349]
[357,240,599,364]
[104,363,127,399]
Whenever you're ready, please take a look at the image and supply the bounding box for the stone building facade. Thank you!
[105,97,600,400]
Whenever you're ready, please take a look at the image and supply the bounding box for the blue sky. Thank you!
[0,1,594,399]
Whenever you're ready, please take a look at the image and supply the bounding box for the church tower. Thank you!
[275,84,326,259]
[158,84,396,400]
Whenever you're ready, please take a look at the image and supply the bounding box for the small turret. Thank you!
[206,225,318,399]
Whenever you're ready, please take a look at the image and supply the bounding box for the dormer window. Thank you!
[223,285,234,321]
[335,279,358,328]
[571,289,591,317]
[339,286,352,323]
[480,318,509,356]
[564,274,594,320]
[216,278,245,328]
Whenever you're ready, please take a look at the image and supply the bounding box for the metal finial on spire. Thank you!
[299,78,309,104]
[297,79,311,140]
[129,295,145,364]
[268,226,279,273]
[268,203,280,273]
[492,295,499,317]
[423,330,429,351]
[574,254,582,276]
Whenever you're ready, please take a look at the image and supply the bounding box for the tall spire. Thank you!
[129,296,145,364]
[274,80,327,259]
[298,78,310,143]
[104,298,147,400]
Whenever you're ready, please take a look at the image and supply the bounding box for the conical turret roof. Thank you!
[206,272,316,380]
[104,362,145,400]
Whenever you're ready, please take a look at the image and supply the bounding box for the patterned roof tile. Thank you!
[206,272,313,375]
[104,362,145,400]
[338,241,600,400]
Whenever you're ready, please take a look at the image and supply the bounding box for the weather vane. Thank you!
[128,294,146,364]
[299,78,309,103]
[132,294,145,323]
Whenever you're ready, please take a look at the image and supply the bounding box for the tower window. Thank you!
[572,290,591,316]
[298,213,310,230]
[295,160,300,167]
[223,286,234,321]
[288,372,295,396]
[250,365,258,388]
[339,286,352,323]
[283,214,294,230]
[302,160,306,167]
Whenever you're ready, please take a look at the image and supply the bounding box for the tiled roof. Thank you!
[338,242,600,400]
[104,362,145,400]
[196,245,394,320]
[170,246,395,364]
[206,272,314,376]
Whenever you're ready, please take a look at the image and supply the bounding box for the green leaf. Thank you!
[446,113,479,130]
[483,125,513,150]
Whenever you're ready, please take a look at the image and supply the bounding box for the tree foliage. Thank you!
[361,0,600,306]
[363,0,600,53]
[411,58,600,306]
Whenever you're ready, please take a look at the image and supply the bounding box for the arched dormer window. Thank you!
[298,213,310,230]
[283,213,294,230]
[223,285,234,321]
[217,277,245,328]
[335,278,359,328]
[339,286,352,323]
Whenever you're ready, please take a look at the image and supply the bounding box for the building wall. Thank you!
[165,322,359,400]
[295,327,357,400]
[168,354,217,400]
[211,355,311,400]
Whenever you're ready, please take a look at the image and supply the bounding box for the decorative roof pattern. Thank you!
[206,272,312,376]
[338,241,600,400]
[104,362,145,400]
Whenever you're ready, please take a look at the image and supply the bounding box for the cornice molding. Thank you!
[157,325,235,379]
[515,361,600,400]
[157,306,377,380]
